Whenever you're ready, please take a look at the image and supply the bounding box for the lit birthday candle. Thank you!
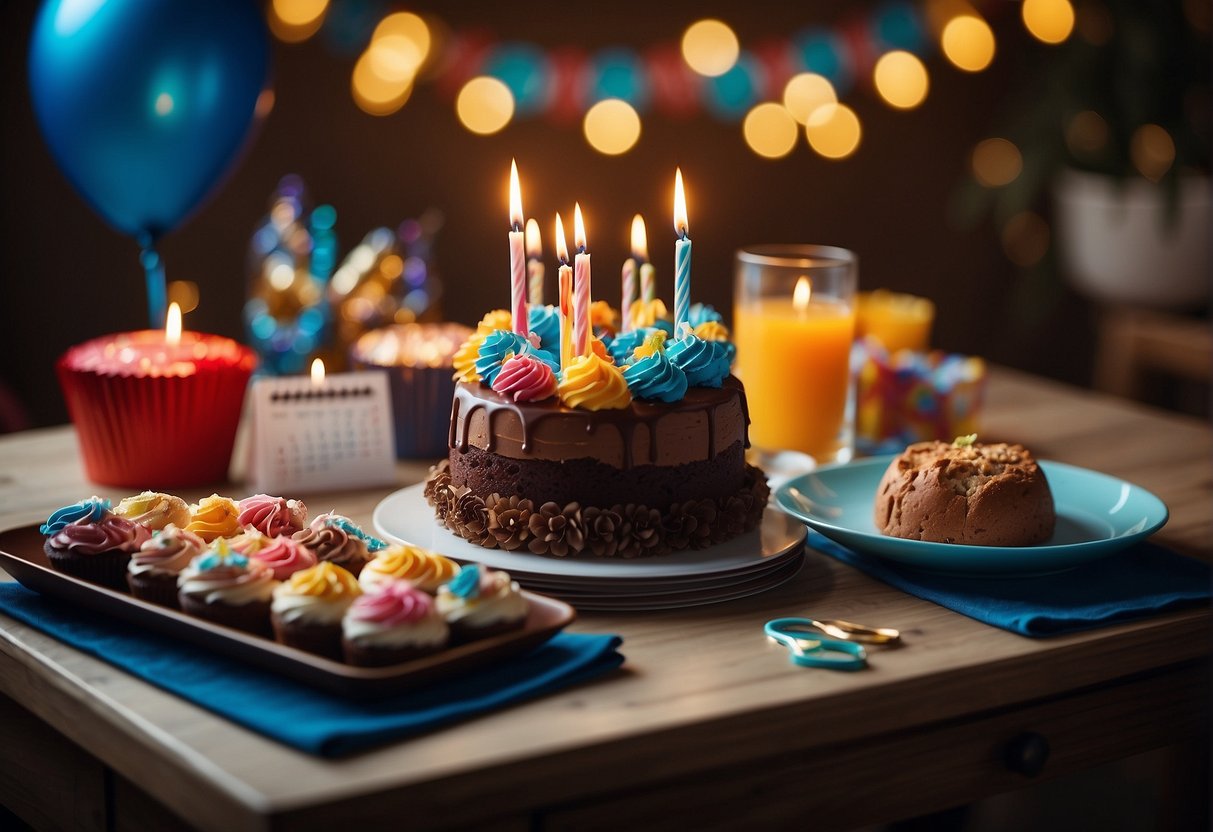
[555,212,574,371]
[636,214,655,305]
[525,217,544,306]
[621,214,646,333]
[673,168,691,338]
[508,160,528,336]
[573,203,591,357]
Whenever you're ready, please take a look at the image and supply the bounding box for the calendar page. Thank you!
[246,371,397,494]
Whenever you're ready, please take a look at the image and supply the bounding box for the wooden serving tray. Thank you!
[0,524,575,698]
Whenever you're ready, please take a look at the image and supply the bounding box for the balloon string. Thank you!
[140,245,167,328]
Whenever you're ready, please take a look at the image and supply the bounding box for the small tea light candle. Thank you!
[56,302,258,487]
[351,322,473,459]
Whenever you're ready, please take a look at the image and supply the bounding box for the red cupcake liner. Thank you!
[57,332,256,488]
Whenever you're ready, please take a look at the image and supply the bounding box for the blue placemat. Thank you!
[808,531,1211,637]
[0,582,623,757]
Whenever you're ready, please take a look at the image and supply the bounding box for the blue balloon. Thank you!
[29,0,270,241]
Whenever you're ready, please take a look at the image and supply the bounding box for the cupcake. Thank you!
[127,524,207,607]
[359,543,460,594]
[237,494,308,538]
[225,527,272,555]
[292,521,371,577]
[342,579,450,666]
[112,491,191,531]
[271,562,362,661]
[435,564,528,642]
[177,543,279,637]
[309,512,389,554]
[185,495,242,542]
[42,498,151,591]
[250,535,317,581]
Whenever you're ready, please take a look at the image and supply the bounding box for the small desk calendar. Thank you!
[246,371,397,494]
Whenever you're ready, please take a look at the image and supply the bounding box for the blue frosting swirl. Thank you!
[688,302,723,328]
[40,497,111,535]
[476,330,559,385]
[606,328,651,365]
[527,305,560,353]
[325,514,388,552]
[667,335,732,388]
[623,348,689,402]
[447,563,481,599]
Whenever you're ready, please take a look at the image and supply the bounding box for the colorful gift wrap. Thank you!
[351,322,472,459]
[853,337,987,455]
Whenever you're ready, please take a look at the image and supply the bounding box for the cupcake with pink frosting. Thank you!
[249,535,317,581]
[342,579,450,666]
[225,527,272,556]
[127,524,207,608]
[41,497,151,591]
[237,494,308,538]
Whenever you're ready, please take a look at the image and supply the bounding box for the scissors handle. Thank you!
[764,618,867,671]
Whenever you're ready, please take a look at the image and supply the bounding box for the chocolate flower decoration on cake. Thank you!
[527,502,586,557]
[557,352,632,410]
[40,496,112,534]
[622,332,689,403]
[486,494,534,550]
[667,331,731,388]
[527,304,561,353]
[475,330,559,386]
[491,353,558,402]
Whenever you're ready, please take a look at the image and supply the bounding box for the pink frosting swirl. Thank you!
[348,580,433,626]
[491,353,557,402]
[130,525,207,574]
[50,516,150,554]
[250,535,317,581]
[237,494,308,538]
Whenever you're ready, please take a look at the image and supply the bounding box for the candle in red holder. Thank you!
[56,303,257,488]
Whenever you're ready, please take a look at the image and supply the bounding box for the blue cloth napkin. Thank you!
[808,531,1211,637]
[0,583,623,757]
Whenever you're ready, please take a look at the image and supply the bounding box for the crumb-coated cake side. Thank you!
[874,440,1055,546]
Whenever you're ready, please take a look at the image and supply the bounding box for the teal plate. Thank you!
[774,456,1169,576]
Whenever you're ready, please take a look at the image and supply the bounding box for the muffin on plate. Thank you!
[127,524,207,608]
[359,543,461,594]
[237,494,308,538]
[177,543,279,637]
[435,564,528,642]
[271,562,362,661]
[342,579,450,666]
[185,494,242,542]
[112,491,191,532]
[41,497,151,591]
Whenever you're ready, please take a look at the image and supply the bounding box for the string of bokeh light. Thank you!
[268,0,1085,165]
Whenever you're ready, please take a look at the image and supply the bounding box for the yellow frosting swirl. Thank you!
[185,495,241,542]
[557,352,632,411]
[226,527,271,554]
[360,544,461,593]
[590,300,618,334]
[114,491,190,530]
[632,330,668,360]
[477,308,512,333]
[628,298,669,331]
[283,561,362,599]
[452,330,486,383]
[694,320,731,342]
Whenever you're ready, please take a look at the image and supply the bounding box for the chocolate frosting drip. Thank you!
[450,376,747,470]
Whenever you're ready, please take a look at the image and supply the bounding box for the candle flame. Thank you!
[554,212,569,263]
[793,276,812,311]
[165,302,182,348]
[631,214,648,260]
[525,217,542,258]
[311,357,326,386]
[509,159,523,230]
[573,202,586,251]
[673,168,688,237]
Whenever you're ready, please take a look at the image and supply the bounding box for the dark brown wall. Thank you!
[0,1,1098,429]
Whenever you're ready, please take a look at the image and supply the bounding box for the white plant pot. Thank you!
[1054,170,1210,310]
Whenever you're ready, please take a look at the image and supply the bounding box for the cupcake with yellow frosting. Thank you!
[185,495,242,542]
[359,543,460,594]
[113,491,191,532]
[271,562,362,661]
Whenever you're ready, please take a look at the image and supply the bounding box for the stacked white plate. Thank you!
[373,484,806,611]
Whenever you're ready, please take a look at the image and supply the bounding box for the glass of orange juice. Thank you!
[733,245,857,468]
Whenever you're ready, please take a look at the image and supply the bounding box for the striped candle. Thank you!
[640,262,656,304]
[555,213,573,371]
[509,160,528,337]
[525,218,544,306]
[673,168,691,338]
[620,257,636,334]
[573,203,591,356]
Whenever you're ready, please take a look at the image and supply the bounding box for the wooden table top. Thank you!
[0,366,1208,831]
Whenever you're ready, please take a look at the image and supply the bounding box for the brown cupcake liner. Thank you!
[126,570,182,609]
[272,614,344,662]
[342,637,446,667]
[44,541,131,592]
[179,594,273,639]
[448,615,526,645]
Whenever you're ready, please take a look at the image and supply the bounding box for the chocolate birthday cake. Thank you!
[425,303,768,558]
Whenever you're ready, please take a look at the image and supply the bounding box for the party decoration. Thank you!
[30,0,271,325]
